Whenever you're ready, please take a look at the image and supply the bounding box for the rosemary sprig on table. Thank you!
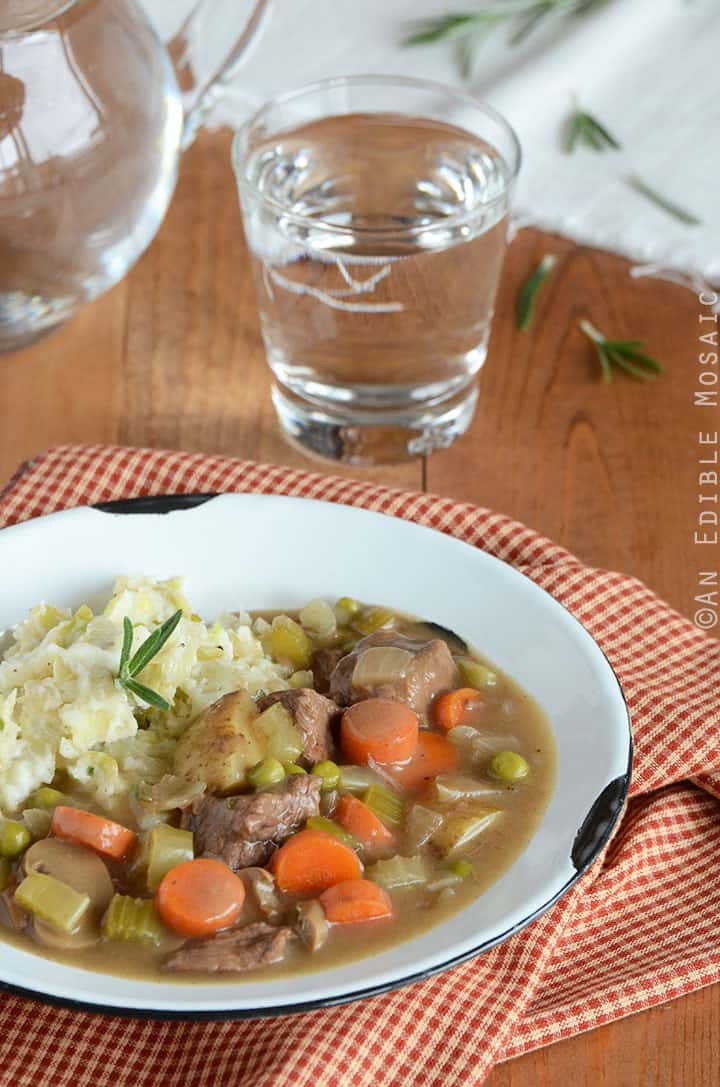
[118,610,183,710]
[625,174,702,226]
[579,320,663,383]
[564,98,620,153]
[404,0,607,79]
[516,254,557,330]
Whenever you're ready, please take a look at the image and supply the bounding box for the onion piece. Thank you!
[430,774,504,803]
[404,804,445,851]
[447,726,522,763]
[299,599,337,640]
[351,647,413,690]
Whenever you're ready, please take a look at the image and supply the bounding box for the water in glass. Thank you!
[238,106,516,463]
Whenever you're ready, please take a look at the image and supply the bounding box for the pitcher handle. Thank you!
[167,0,273,149]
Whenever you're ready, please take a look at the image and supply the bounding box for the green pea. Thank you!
[247,757,286,789]
[28,787,65,810]
[311,760,340,791]
[0,858,11,892]
[488,751,530,783]
[449,859,474,879]
[284,763,307,776]
[0,819,32,859]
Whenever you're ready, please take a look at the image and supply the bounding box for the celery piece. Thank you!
[362,784,404,828]
[334,597,362,625]
[457,658,498,690]
[103,894,165,945]
[305,816,358,849]
[15,872,90,932]
[432,808,500,858]
[146,824,194,891]
[351,606,395,636]
[269,617,312,669]
[367,855,427,890]
[287,670,314,689]
[256,702,304,763]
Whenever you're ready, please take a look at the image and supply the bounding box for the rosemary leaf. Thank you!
[625,174,701,226]
[404,1,600,79]
[606,354,657,382]
[508,2,552,45]
[579,320,663,383]
[117,608,183,712]
[119,616,133,677]
[122,677,171,712]
[516,254,557,330]
[403,13,485,46]
[126,609,183,678]
[564,101,620,154]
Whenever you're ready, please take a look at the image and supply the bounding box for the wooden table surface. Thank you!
[2,131,717,1085]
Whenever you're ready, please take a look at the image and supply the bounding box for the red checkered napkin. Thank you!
[0,444,718,1087]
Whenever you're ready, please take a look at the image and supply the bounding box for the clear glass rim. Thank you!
[0,0,76,34]
[232,74,521,240]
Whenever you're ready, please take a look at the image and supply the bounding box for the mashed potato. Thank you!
[0,577,294,815]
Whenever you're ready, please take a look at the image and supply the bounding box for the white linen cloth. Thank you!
[143,0,720,286]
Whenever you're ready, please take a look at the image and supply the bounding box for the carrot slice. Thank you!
[51,806,136,859]
[319,879,393,925]
[432,687,485,731]
[335,794,395,852]
[271,829,362,897]
[384,731,460,793]
[340,698,419,766]
[155,858,245,937]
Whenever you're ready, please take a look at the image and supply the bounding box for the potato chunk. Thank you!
[174,691,266,793]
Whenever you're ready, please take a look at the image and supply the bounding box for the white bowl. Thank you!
[0,494,631,1017]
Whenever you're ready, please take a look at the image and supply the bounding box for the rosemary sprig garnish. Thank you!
[516,254,556,330]
[625,174,702,227]
[404,0,607,78]
[118,610,183,710]
[579,320,663,383]
[564,98,620,153]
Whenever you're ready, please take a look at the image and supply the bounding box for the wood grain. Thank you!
[0,130,717,1083]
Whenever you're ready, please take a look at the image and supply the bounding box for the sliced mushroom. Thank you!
[21,808,52,841]
[295,899,329,953]
[0,888,27,931]
[23,839,113,950]
[240,867,284,922]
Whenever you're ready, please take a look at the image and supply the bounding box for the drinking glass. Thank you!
[232,75,521,465]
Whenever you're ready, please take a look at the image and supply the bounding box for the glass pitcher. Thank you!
[0,0,271,352]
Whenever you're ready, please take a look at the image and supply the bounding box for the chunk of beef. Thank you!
[181,774,321,870]
[329,632,458,721]
[311,647,345,694]
[256,687,338,764]
[163,922,292,974]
